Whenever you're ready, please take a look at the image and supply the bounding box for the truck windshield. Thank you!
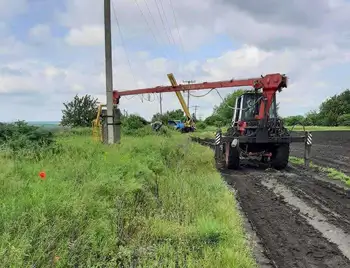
[241,93,277,120]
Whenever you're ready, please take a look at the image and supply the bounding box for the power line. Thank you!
[153,0,174,46]
[158,0,176,45]
[111,0,138,101]
[168,0,186,65]
[189,88,215,98]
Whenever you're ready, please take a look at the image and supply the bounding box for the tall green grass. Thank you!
[0,131,255,267]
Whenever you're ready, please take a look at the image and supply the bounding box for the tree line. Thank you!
[283,89,350,126]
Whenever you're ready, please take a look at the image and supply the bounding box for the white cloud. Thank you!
[65,25,104,46]
[0,0,27,19]
[1,0,350,121]
[29,24,51,40]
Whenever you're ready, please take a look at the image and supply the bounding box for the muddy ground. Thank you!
[290,131,350,176]
[191,136,350,267]
[221,164,350,268]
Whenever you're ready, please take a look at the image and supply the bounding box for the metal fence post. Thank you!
[113,106,121,143]
[215,129,222,162]
[304,131,312,167]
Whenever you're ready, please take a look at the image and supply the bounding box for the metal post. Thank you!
[101,109,108,144]
[159,93,163,114]
[187,91,190,110]
[104,0,117,144]
[215,129,222,162]
[183,80,196,111]
[113,106,121,143]
[304,131,312,167]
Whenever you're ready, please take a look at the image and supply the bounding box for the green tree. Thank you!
[61,94,99,127]
[283,115,305,126]
[210,90,245,126]
[317,89,350,126]
[337,114,350,126]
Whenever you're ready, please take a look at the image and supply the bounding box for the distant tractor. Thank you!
[168,119,195,133]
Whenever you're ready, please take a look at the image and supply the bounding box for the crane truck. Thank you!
[111,72,311,170]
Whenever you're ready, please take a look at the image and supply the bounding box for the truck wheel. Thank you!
[271,144,290,170]
[226,145,240,170]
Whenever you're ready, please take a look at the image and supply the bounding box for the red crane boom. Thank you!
[113,73,287,120]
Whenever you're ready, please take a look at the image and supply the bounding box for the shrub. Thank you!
[122,114,149,135]
[0,121,55,157]
[196,121,207,130]
[338,114,350,126]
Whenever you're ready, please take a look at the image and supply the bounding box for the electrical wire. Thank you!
[158,0,176,45]
[189,88,215,97]
[143,0,162,42]
[111,0,139,101]
[153,0,174,46]
[134,0,169,60]
[215,89,235,109]
[168,0,186,69]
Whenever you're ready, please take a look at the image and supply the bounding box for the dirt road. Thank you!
[222,164,350,268]
[191,133,350,267]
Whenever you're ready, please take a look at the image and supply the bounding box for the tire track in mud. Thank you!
[278,167,350,233]
[221,167,350,268]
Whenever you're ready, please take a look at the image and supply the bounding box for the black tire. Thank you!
[271,143,290,170]
[226,146,240,169]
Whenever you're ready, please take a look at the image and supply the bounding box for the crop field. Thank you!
[290,130,350,176]
[0,128,256,267]
[192,129,350,267]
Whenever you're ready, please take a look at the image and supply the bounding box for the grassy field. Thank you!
[0,129,256,267]
[286,125,350,131]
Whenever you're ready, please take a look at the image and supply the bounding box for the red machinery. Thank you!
[113,73,285,120]
[113,73,311,170]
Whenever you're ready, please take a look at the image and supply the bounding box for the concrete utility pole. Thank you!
[104,0,119,144]
[159,93,163,114]
[191,105,199,119]
[183,80,196,110]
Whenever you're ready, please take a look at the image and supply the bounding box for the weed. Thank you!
[0,129,256,267]
[289,156,350,186]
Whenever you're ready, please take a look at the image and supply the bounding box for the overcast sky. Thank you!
[1,0,350,122]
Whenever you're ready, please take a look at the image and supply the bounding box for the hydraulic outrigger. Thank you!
[102,72,312,169]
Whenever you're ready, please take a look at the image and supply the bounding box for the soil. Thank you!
[221,166,350,268]
[290,131,350,176]
[191,136,350,267]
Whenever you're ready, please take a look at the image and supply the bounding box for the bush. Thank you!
[0,121,55,155]
[196,121,207,130]
[122,114,149,135]
[338,114,350,126]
